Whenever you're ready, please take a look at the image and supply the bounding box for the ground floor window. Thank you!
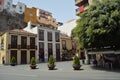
[10,50,17,64]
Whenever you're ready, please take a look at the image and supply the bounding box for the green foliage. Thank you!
[11,57,16,64]
[30,57,36,65]
[73,55,80,65]
[48,55,55,64]
[72,0,120,49]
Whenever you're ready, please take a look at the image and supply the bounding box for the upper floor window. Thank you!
[7,2,10,5]
[0,38,4,50]
[19,6,22,9]
[0,1,1,5]
[39,29,44,41]
[47,32,52,41]
[55,32,60,42]
[11,35,17,48]
[72,42,76,49]
[21,36,27,49]
[30,37,35,49]
[56,44,60,50]
[62,40,66,49]
[48,43,52,49]
[39,42,44,49]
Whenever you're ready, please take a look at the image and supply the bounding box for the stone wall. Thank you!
[0,10,26,31]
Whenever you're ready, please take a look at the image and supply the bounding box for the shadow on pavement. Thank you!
[90,65,120,73]
[73,68,84,71]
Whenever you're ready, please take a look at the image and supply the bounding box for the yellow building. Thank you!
[60,33,83,60]
[0,29,37,65]
[24,6,37,24]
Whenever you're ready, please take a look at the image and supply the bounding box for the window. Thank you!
[55,32,60,42]
[11,35,17,48]
[19,6,22,9]
[47,32,52,41]
[39,42,44,62]
[0,1,1,5]
[62,40,66,49]
[39,30,44,40]
[48,43,53,57]
[56,44,60,50]
[48,43,52,49]
[0,38,4,50]
[21,36,27,49]
[30,37,35,49]
[72,42,76,49]
[7,2,10,5]
[39,42,44,49]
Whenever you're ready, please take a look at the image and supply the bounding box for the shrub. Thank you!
[11,57,16,64]
[48,55,55,65]
[30,57,36,65]
[73,55,80,65]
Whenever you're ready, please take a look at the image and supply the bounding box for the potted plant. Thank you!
[73,55,81,70]
[10,57,16,66]
[30,57,37,69]
[48,55,56,70]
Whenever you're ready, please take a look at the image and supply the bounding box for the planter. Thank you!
[73,65,81,70]
[11,63,16,66]
[48,64,55,70]
[30,65,37,69]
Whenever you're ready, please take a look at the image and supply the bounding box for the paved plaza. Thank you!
[0,61,120,80]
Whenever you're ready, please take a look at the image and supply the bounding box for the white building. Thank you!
[0,0,13,12]
[58,19,77,37]
[24,22,61,62]
[3,0,13,12]
[12,2,25,14]
[0,0,25,14]
[0,0,4,12]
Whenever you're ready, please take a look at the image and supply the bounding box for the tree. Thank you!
[72,0,120,50]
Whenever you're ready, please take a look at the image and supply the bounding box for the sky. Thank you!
[13,0,78,23]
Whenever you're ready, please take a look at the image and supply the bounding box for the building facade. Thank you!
[0,0,4,12]
[0,29,37,64]
[24,22,61,62]
[60,33,76,59]
[11,2,25,14]
[75,0,93,15]
[37,9,57,28]
[58,19,85,60]
[24,7,57,28]
[0,0,25,14]
[24,7,37,24]
[3,0,13,12]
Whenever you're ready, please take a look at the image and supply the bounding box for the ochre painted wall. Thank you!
[24,6,37,24]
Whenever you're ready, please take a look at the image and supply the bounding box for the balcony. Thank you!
[75,0,88,6]
[37,17,57,27]
[30,45,36,49]
[76,8,80,16]
[76,6,84,15]
[48,18,57,27]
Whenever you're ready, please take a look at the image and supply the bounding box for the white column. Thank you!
[52,31,56,59]
[36,27,39,62]
[44,29,48,62]
[27,51,30,64]
[18,50,21,64]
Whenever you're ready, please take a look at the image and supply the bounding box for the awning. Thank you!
[88,51,114,54]
[114,51,120,54]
